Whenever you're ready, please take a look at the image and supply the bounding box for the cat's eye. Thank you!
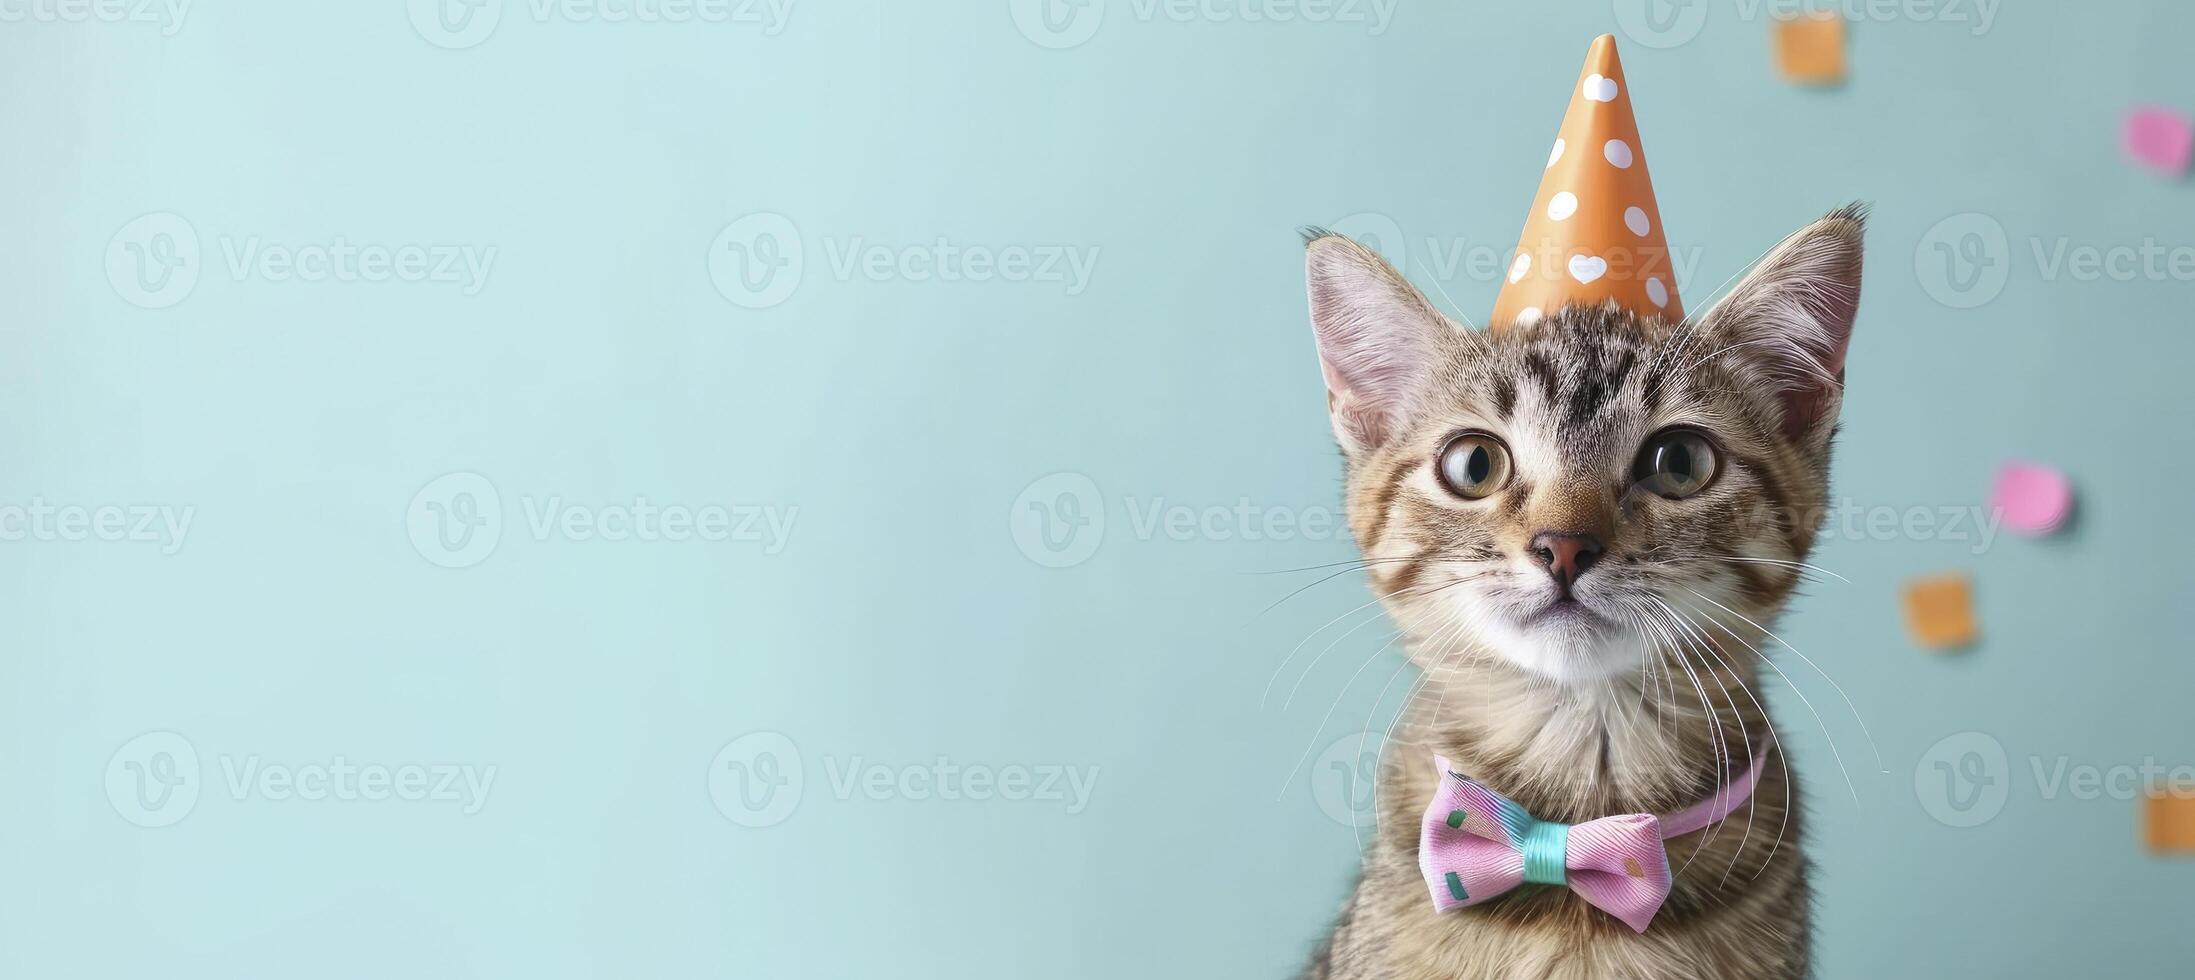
[1436,432,1512,500]
[1632,428,1720,499]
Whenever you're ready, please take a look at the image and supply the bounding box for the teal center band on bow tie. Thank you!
[1519,819,1569,886]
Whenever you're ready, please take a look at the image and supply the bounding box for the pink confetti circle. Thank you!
[1991,461,2073,536]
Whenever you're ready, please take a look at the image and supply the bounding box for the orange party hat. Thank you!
[1491,34,1682,329]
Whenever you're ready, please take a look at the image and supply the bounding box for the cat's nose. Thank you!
[1529,531,1604,591]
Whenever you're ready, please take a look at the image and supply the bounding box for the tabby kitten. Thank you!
[1298,206,1865,979]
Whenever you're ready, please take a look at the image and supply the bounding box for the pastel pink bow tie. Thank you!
[1417,751,1767,933]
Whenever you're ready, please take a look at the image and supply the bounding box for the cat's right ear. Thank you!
[1304,232,1447,455]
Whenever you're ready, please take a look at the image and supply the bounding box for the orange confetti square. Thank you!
[2144,789,2195,854]
[1902,573,1977,651]
[1774,13,1846,86]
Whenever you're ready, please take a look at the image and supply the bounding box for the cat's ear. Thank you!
[1695,204,1865,446]
[1304,232,1450,455]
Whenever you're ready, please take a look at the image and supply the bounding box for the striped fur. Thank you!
[1298,206,1865,979]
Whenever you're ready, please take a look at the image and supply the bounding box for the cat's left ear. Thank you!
[1304,232,1451,456]
[1695,204,1865,447]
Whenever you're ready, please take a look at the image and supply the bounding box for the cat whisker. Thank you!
[1600,603,1667,740]
[1356,614,1461,840]
[1652,598,1790,885]
[1349,651,1419,851]
[1649,595,1778,888]
[1624,596,1735,884]
[1244,556,1419,576]
[1641,553,1849,587]
[1365,603,1487,845]
[1249,560,1399,620]
[1674,336,1782,380]
[1276,576,1482,800]
[1262,582,1418,709]
[1682,587,1886,776]
[1284,597,1413,711]
[1278,627,1403,801]
[1672,594,1863,808]
[1695,554,1850,584]
[1643,231,1793,396]
[1607,601,1671,730]
[1408,254,1481,336]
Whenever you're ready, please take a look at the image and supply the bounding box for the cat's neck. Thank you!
[1365,623,1809,940]
[1388,631,1775,825]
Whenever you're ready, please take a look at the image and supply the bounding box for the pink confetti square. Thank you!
[2123,106,2194,176]
[1991,460,2073,537]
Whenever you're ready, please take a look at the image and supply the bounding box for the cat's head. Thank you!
[1303,206,1863,685]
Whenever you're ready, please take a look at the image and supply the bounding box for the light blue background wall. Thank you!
[4,1,2190,977]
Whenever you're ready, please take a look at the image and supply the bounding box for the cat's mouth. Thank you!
[1523,596,1610,629]
[1481,587,1646,683]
